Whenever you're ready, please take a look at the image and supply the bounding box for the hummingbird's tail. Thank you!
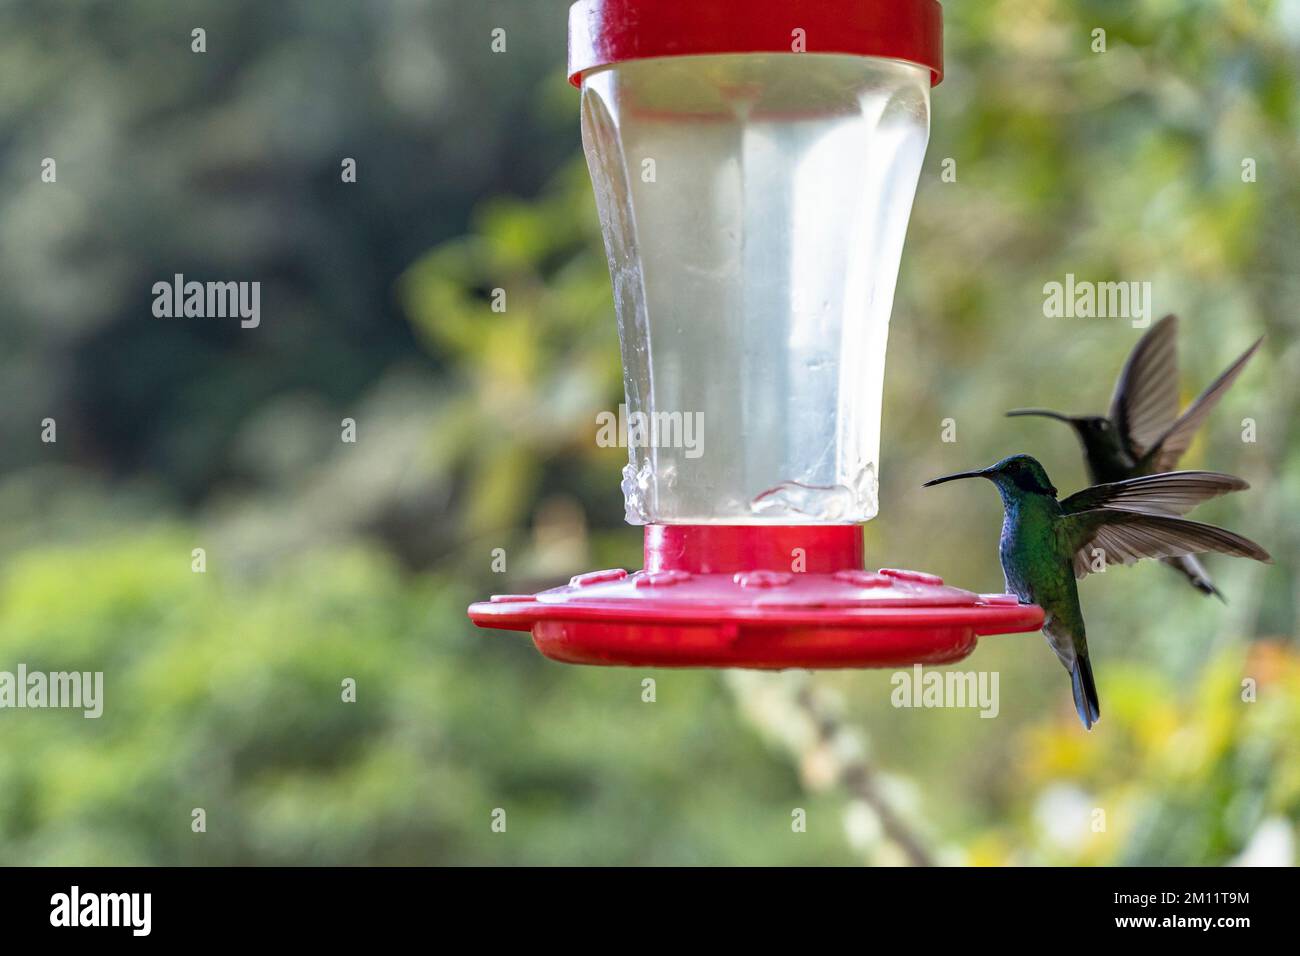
[1044,617,1101,730]
[1070,655,1101,731]
[1165,554,1226,603]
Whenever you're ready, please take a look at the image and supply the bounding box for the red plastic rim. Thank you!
[644,524,863,574]
[568,0,944,87]
[468,525,1042,669]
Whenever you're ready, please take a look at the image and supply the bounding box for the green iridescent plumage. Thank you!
[925,456,1270,729]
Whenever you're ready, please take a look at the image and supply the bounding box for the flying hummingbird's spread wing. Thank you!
[1109,313,1180,460]
[1059,471,1249,517]
[1147,335,1264,472]
[1062,509,1271,579]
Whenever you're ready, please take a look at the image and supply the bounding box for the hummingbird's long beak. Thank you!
[922,468,991,488]
[1006,408,1073,423]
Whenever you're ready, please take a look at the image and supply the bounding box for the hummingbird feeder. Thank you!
[468,0,1044,668]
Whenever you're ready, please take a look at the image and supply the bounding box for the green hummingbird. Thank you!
[1007,314,1263,600]
[924,455,1270,729]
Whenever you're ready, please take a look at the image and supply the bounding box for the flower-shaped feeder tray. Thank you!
[469,526,1043,669]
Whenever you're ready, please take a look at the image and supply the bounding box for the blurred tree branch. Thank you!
[728,671,937,866]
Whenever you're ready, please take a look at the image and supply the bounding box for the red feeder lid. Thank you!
[469,525,1042,669]
[568,0,945,87]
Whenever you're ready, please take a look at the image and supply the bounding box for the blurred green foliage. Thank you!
[0,531,855,865]
[0,0,1297,865]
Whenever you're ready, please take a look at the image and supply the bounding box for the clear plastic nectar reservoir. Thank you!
[580,54,930,523]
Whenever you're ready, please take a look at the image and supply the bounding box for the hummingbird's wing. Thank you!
[1061,509,1271,580]
[1146,336,1264,472]
[1109,313,1180,460]
[1059,471,1248,517]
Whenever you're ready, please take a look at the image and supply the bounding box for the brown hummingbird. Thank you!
[1007,314,1262,600]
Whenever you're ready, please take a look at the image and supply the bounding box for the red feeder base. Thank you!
[468,525,1043,669]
